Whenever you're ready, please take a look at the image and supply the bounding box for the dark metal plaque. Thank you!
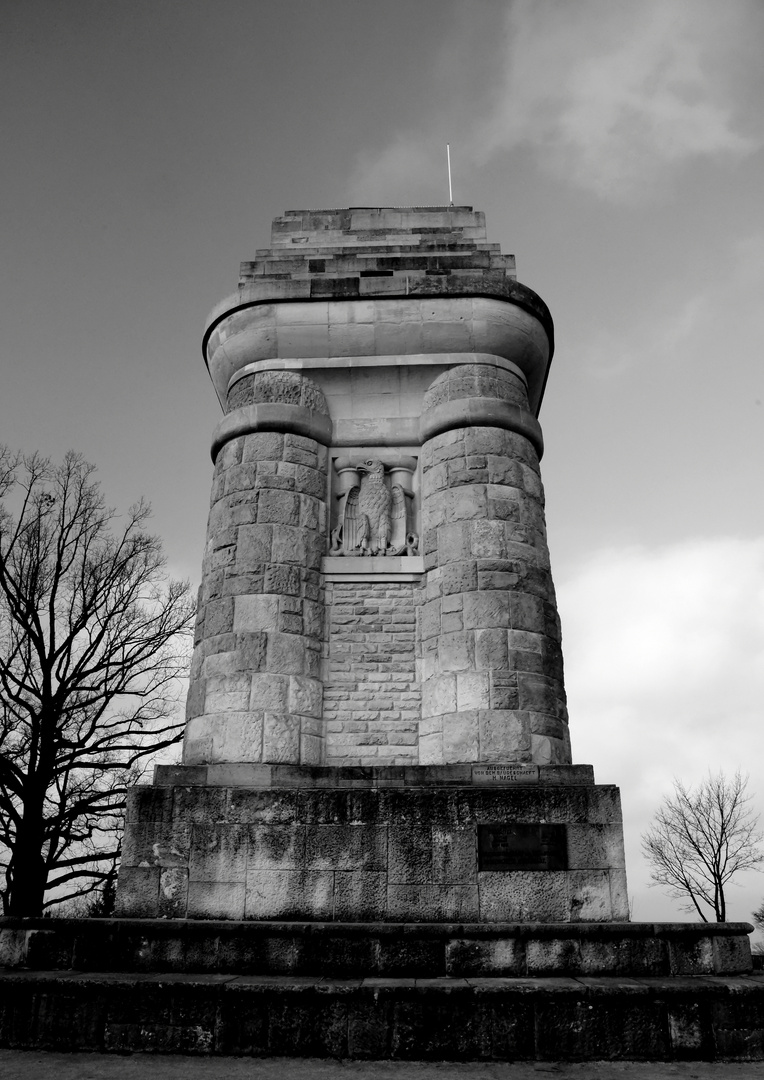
[477,823,568,871]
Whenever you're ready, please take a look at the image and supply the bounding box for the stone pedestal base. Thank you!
[0,918,760,1060]
[116,764,628,923]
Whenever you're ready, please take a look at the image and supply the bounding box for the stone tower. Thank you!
[117,207,627,923]
[187,206,566,770]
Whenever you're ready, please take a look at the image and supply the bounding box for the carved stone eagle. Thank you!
[331,458,411,556]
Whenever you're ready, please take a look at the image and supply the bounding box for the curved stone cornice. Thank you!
[205,296,552,415]
[203,277,554,355]
[210,403,333,461]
[420,399,544,457]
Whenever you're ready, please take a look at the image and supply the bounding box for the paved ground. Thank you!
[2,1053,764,1079]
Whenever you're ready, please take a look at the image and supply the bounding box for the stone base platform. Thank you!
[0,968,762,1060]
[0,918,754,979]
[116,764,629,923]
[1,918,760,1060]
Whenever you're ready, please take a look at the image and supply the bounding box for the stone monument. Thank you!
[115,206,628,923]
[3,207,759,1063]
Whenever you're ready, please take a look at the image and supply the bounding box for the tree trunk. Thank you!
[7,810,48,916]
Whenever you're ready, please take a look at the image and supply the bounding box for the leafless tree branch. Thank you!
[0,448,194,914]
[641,770,764,922]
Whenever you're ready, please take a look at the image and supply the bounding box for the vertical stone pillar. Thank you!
[418,364,570,766]
[183,370,331,766]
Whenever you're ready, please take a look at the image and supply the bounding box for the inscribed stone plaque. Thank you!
[477,823,568,871]
[471,764,539,785]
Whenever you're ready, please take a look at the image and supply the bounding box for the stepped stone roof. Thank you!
[205,207,552,355]
[239,205,517,288]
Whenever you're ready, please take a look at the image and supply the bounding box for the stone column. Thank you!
[418,363,570,766]
[183,370,331,766]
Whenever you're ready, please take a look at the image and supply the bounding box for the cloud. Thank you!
[557,536,764,923]
[346,0,759,204]
[568,229,764,378]
[484,0,757,199]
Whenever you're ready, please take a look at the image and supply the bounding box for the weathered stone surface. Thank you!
[121,206,597,929]
[1,916,754,978]
[419,392,568,764]
[1,965,762,1059]
[118,779,629,923]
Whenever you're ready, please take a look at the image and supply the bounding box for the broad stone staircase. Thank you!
[1,916,763,1060]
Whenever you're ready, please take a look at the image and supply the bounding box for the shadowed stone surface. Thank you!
[0,966,762,1061]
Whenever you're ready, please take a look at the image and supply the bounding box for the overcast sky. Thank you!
[2,0,764,934]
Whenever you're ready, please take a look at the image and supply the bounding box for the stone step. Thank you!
[0,919,753,979]
[1,969,762,1059]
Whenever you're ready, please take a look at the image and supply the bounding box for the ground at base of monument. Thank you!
[2,1051,764,1080]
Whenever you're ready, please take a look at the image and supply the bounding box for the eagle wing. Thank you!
[341,486,361,553]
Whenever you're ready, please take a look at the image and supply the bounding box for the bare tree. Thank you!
[0,448,195,916]
[641,771,764,922]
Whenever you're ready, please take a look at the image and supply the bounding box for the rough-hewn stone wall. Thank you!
[323,582,420,764]
[418,364,570,766]
[116,769,628,923]
[184,371,329,766]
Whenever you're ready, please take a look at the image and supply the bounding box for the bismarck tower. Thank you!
[117,206,627,922]
[5,208,757,1063]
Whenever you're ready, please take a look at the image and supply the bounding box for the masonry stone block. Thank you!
[248,824,305,870]
[438,631,475,671]
[158,868,190,918]
[289,675,323,717]
[334,872,388,921]
[120,820,191,869]
[442,711,479,762]
[456,672,490,710]
[479,710,531,760]
[474,628,509,671]
[224,462,260,495]
[566,823,626,870]
[188,824,248,883]
[304,825,387,872]
[388,884,479,922]
[216,436,244,470]
[463,592,511,630]
[249,672,289,711]
[239,432,283,461]
[204,674,251,713]
[265,633,306,675]
[235,524,273,569]
[388,826,432,884]
[479,871,569,922]
[262,712,301,762]
[418,732,443,764]
[187,880,246,919]
[256,489,300,525]
[114,866,160,917]
[432,828,477,884]
[608,869,630,919]
[210,711,264,762]
[421,674,457,718]
[228,789,299,824]
[203,597,234,637]
[244,870,334,919]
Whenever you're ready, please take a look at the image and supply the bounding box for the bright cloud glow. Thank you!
[558,537,764,925]
[485,0,756,199]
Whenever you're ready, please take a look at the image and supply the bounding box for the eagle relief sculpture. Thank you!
[329,458,419,557]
